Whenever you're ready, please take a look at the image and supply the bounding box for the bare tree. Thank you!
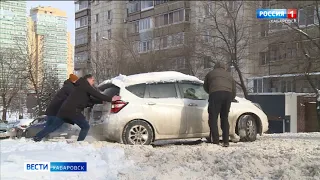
[192,1,256,98]
[281,1,320,97]
[0,49,25,121]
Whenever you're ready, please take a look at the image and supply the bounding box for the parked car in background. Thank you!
[89,71,269,145]
[22,116,80,139]
[15,118,35,138]
[0,122,11,139]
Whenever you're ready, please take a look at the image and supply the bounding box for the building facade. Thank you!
[0,1,27,50]
[30,6,71,84]
[74,0,91,77]
[248,1,320,93]
[67,32,74,76]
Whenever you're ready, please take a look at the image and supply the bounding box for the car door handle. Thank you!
[147,102,156,105]
[188,103,198,106]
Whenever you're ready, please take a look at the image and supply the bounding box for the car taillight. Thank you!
[111,101,128,113]
[20,125,27,128]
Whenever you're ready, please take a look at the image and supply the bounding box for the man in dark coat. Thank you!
[34,74,120,142]
[203,61,236,147]
[33,74,79,141]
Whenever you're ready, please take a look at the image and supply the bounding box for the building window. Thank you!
[269,44,279,61]
[75,31,88,46]
[228,1,237,12]
[107,10,112,19]
[259,52,268,65]
[130,21,139,33]
[107,29,111,39]
[75,16,88,29]
[155,9,185,27]
[139,17,152,32]
[170,32,184,47]
[155,0,168,6]
[75,51,89,63]
[298,6,317,26]
[204,3,212,17]
[128,1,140,14]
[260,23,268,37]
[141,1,154,11]
[253,79,263,93]
[139,40,152,53]
[173,57,186,70]
[203,56,212,69]
[75,1,88,12]
[94,32,99,42]
[95,14,99,23]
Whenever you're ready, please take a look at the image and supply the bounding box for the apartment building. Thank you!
[125,0,191,75]
[0,1,27,50]
[248,1,320,93]
[90,0,127,82]
[74,0,91,77]
[30,6,71,84]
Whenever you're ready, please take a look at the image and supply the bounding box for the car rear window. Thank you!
[147,83,177,98]
[126,84,146,98]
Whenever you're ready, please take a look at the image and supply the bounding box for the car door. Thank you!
[143,82,187,136]
[177,82,211,135]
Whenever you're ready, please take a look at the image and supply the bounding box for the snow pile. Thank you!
[99,71,203,87]
[0,139,133,180]
[1,133,320,180]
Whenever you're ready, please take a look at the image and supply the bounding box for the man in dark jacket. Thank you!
[203,61,236,147]
[33,74,79,141]
[57,74,120,141]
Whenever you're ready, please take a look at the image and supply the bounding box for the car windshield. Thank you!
[0,123,9,129]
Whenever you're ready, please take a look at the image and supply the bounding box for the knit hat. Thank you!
[69,74,79,82]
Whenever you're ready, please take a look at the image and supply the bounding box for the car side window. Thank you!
[178,83,209,100]
[31,119,39,125]
[126,83,146,98]
[147,83,177,98]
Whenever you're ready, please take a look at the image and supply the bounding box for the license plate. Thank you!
[0,133,7,137]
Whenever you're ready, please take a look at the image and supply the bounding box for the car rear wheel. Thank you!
[237,115,257,142]
[123,120,154,145]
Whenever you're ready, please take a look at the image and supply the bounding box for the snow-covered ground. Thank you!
[1,133,320,180]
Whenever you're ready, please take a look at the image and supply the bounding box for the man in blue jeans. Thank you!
[33,74,79,141]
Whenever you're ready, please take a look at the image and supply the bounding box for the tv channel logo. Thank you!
[256,9,297,19]
[24,162,87,172]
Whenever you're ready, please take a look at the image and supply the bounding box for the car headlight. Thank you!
[253,103,262,110]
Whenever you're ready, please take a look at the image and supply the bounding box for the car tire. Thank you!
[16,130,23,139]
[237,115,258,142]
[122,120,154,145]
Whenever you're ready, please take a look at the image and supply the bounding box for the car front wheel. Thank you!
[237,115,257,142]
[122,120,154,145]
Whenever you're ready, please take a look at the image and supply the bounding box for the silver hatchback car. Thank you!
[89,71,268,145]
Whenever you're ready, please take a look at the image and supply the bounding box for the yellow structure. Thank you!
[27,16,44,87]
[30,6,67,17]
[29,6,71,85]
[67,32,74,76]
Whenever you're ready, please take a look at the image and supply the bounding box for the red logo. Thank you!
[287,9,297,19]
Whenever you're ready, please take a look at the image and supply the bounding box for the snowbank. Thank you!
[1,133,320,180]
[0,139,133,180]
[99,71,203,88]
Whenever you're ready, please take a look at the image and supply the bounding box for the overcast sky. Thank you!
[26,1,75,44]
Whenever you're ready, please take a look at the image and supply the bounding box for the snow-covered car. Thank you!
[15,118,34,138]
[0,122,11,138]
[89,71,268,145]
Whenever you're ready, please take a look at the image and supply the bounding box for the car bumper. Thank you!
[90,114,123,143]
[0,131,10,138]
